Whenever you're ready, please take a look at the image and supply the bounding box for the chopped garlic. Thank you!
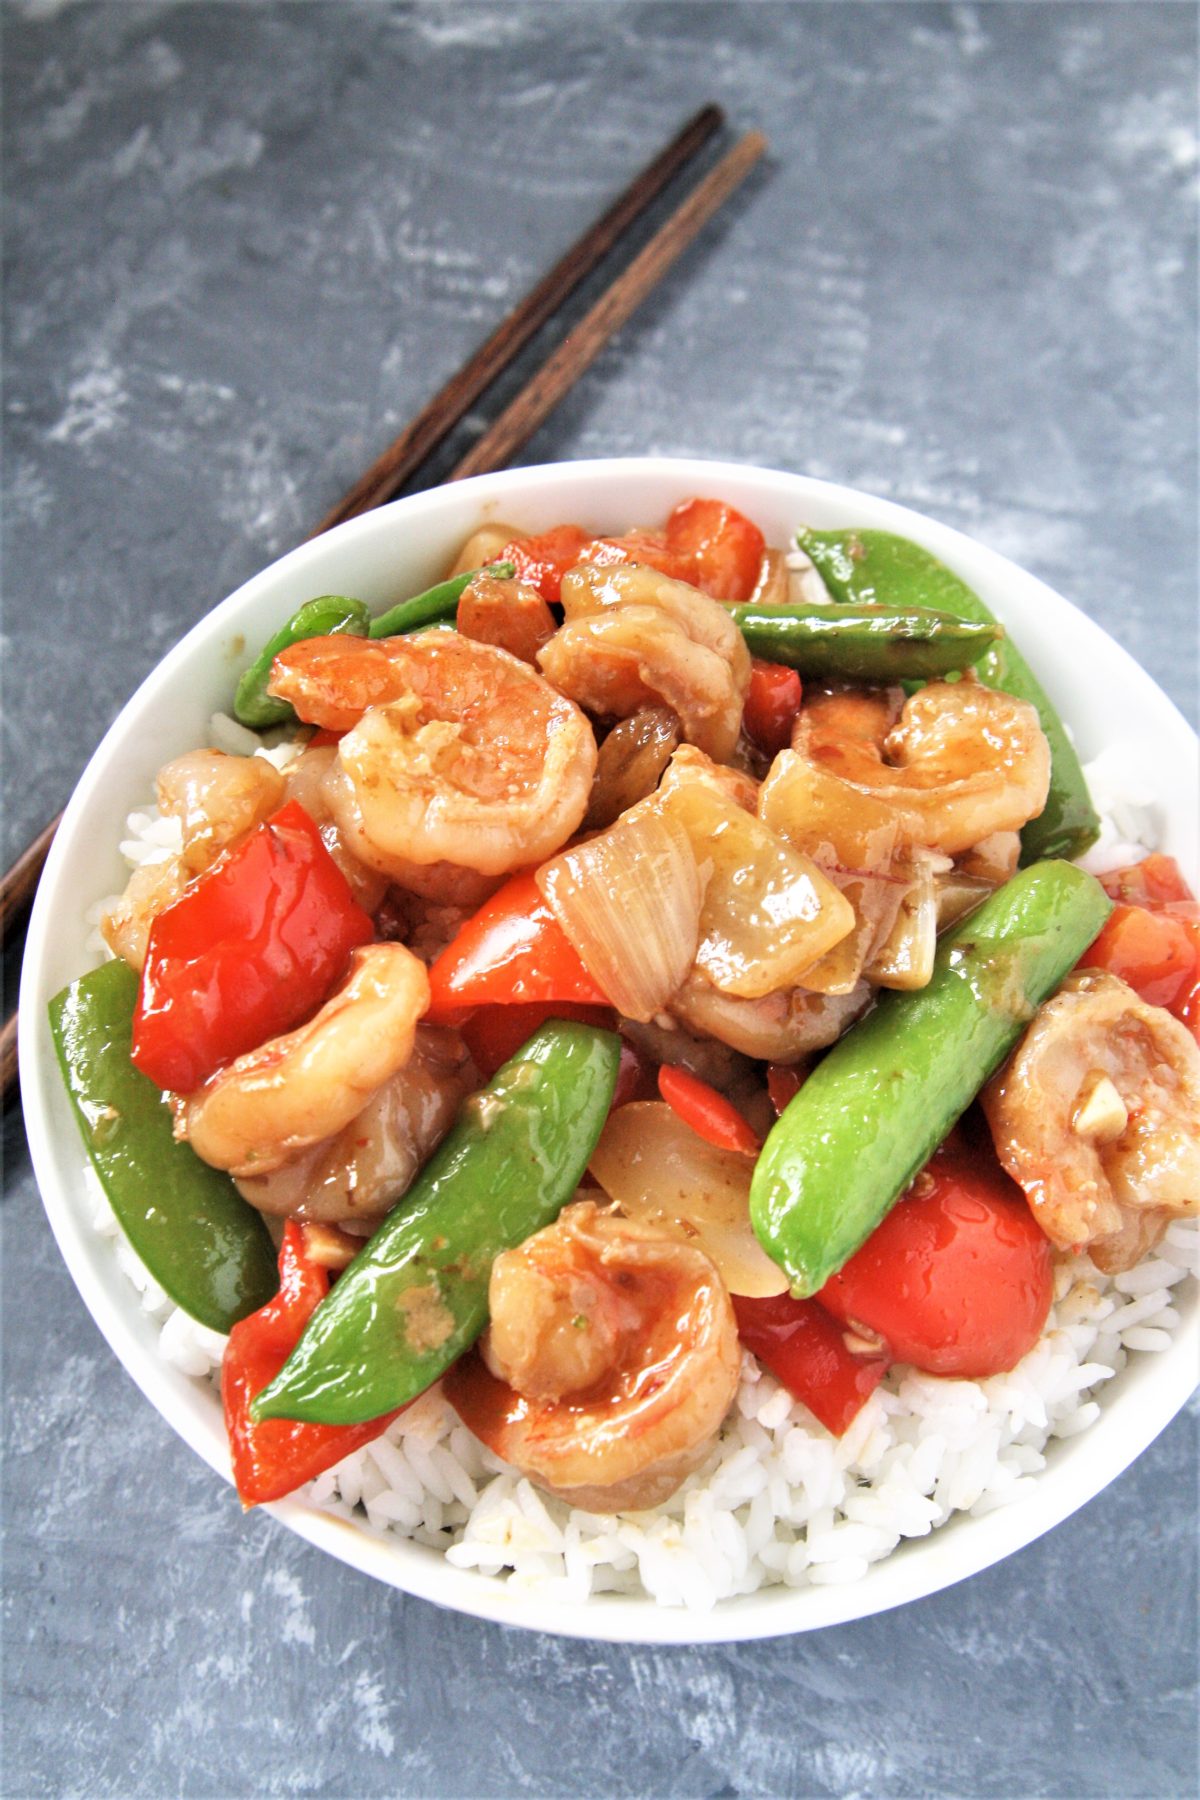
[1073,1073,1128,1144]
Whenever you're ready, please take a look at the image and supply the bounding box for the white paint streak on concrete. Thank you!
[5,457,55,525]
[47,357,129,445]
[266,1569,316,1649]
[350,1670,396,1757]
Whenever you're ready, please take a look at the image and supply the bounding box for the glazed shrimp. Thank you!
[270,632,597,880]
[281,744,388,913]
[234,1024,473,1225]
[539,562,751,763]
[794,681,1051,857]
[178,943,430,1177]
[982,969,1200,1272]
[101,751,285,969]
[444,1202,740,1512]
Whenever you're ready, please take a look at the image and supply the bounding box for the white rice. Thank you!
[85,739,1199,1610]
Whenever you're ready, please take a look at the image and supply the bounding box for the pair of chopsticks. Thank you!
[0,106,766,1104]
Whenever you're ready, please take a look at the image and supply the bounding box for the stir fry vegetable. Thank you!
[819,1139,1054,1378]
[732,1291,890,1436]
[252,1021,620,1425]
[425,870,609,1019]
[223,1222,403,1506]
[49,959,277,1332]
[727,600,1002,681]
[750,861,1112,1296]
[132,800,374,1093]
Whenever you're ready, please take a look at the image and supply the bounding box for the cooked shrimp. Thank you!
[539,562,750,762]
[671,969,871,1061]
[794,680,1051,856]
[157,750,286,875]
[446,521,524,579]
[982,969,1200,1272]
[282,744,388,912]
[271,632,596,879]
[444,1202,740,1512]
[234,1024,472,1225]
[456,572,555,666]
[101,751,284,968]
[178,943,430,1177]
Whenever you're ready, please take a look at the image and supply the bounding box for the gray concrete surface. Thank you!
[3,4,1197,1795]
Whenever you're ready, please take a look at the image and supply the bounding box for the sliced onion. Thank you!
[759,750,912,994]
[536,805,701,1021]
[935,869,994,930]
[661,780,854,999]
[866,853,938,990]
[589,1102,788,1298]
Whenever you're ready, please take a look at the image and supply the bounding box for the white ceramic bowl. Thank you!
[20,458,1200,1644]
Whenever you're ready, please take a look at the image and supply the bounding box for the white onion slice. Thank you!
[536,806,702,1021]
[867,853,938,990]
[661,781,854,998]
[589,1102,788,1298]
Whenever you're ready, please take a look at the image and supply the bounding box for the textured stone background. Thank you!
[3,4,1197,1796]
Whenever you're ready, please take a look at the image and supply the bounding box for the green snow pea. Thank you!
[728,601,1001,682]
[252,1019,620,1425]
[795,528,1100,863]
[48,959,278,1332]
[750,861,1112,1297]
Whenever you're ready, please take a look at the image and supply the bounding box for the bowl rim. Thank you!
[19,455,1200,1645]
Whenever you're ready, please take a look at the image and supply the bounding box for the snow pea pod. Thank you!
[252,1019,620,1425]
[750,861,1112,1297]
[728,601,1000,682]
[795,528,1100,863]
[48,959,278,1332]
[234,595,371,729]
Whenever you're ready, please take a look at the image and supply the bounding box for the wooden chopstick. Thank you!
[448,131,766,482]
[0,1014,15,1102]
[1,111,765,1106]
[308,102,725,536]
[1,811,62,941]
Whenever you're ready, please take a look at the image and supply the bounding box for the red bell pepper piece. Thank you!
[576,529,691,584]
[222,1222,402,1506]
[1097,854,1194,908]
[1075,858,1200,1040]
[132,800,374,1093]
[664,497,767,602]
[733,1292,889,1436]
[502,526,591,603]
[657,1063,760,1157]
[1079,898,1200,1034]
[425,870,609,1021]
[742,659,803,758]
[460,999,615,1080]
